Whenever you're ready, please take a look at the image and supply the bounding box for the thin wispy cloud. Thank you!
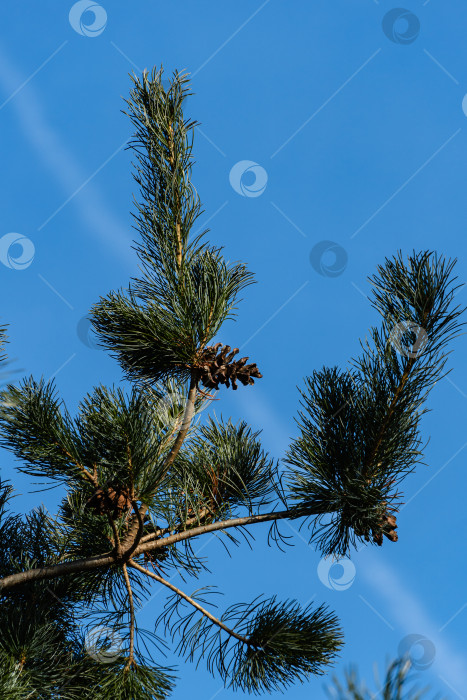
[0,43,134,265]
[361,556,467,694]
[229,389,293,459]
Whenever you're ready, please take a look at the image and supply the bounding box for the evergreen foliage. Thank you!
[286,252,463,556]
[0,68,463,698]
[326,657,443,699]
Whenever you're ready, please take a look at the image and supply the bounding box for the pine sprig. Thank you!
[325,656,441,699]
[286,250,464,557]
[125,67,200,272]
[91,67,255,387]
[172,417,279,522]
[158,590,343,694]
[0,324,8,364]
[0,377,87,486]
[227,597,343,693]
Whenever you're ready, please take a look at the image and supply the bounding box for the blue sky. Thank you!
[1,1,467,697]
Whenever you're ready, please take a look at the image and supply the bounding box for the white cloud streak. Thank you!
[361,556,467,694]
[0,42,134,264]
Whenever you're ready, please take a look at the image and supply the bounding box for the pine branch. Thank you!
[137,508,292,555]
[225,597,343,693]
[90,67,256,388]
[107,513,122,558]
[159,377,198,473]
[178,416,280,517]
[120,498,145,562]
[0,508,293,592]
[120,378,198,549]
[0,377,95,486]
[286,250,464,557]
[156,588,342,693]
[0,324,8,364]
[129,560,251,645]
[122,563,136,672]
[325,657,437,699]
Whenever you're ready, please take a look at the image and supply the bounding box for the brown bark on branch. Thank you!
[0,508,291,593]
[120,378,198,549]
[122,563,136,672]
[128,560,252,645]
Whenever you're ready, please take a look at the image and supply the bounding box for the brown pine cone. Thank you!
[371,510,398,546]
[373,532,384,546]
[85,485,132,519]
[194,343,262,391]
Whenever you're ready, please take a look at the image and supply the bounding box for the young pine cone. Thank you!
[144,545,169,565]
[194,343,262,391]
[372,511,398,546]
[85,485,132,519]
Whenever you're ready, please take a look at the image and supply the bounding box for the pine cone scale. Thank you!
[193,343,262,391]
[85,485,132,519]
